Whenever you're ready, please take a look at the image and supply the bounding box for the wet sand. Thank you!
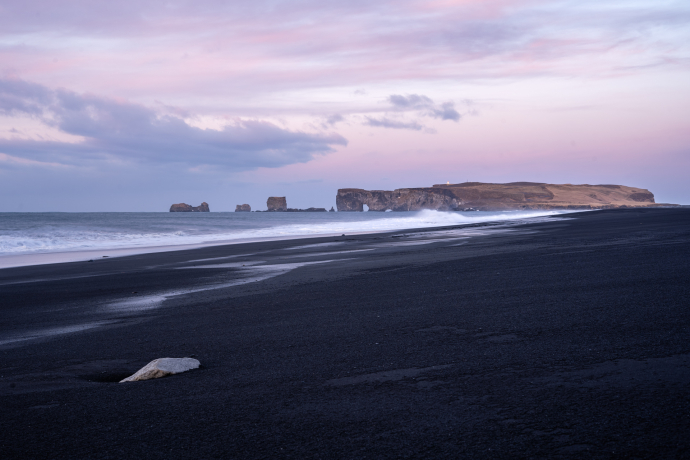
[1,208,689,458]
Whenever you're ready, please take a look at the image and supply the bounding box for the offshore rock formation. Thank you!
[336,183,666,212]
[267,197,287,212]
[169,202,210,212]
[235,204,251,212]
[265,196,326,212]
[286,207,327,212]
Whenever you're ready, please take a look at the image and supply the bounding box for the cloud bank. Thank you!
[0,79,347,169]
[389,94,461,121]
[364,117,423,131]
[361,94,462,131]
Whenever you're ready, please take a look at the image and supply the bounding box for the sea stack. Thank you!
[170,202,210,212]
[267,197,287,212]
[235,204,251,212]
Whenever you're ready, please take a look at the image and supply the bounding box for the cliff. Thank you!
[336,183,669,212]
[235,204,251,212]
[170,202,210,212]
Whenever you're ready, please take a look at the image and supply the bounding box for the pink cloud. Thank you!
[2,0,687,102]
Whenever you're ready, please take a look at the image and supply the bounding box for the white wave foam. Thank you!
[0,210,568,256]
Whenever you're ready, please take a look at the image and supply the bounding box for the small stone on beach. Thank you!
[119,357,200,383]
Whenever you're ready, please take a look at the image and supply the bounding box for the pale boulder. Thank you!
[119,357,200,382]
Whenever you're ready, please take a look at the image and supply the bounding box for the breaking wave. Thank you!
[0,210,568,256]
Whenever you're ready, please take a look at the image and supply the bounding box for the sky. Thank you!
[0,0,689,211]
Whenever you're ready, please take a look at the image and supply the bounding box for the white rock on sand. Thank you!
[119,357,200,382]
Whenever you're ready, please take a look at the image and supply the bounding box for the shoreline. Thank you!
[0,210,571,269]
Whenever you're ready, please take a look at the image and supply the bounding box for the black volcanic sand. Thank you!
[1,208,689,459]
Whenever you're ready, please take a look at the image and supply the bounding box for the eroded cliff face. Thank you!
[235,204,251,212]
[336,188,460,212]
[170,202,210,212]
[336,183,660,211]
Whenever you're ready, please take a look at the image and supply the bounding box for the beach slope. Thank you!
[1,208,689,459]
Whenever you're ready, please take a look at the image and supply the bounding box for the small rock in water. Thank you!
[119,357,200,383]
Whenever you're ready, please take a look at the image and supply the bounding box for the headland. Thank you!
[337,182,676,211]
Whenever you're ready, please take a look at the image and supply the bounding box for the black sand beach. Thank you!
[1,208,689,459]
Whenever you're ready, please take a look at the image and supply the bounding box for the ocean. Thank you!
[0,210,568,267]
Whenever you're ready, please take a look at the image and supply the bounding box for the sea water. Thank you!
[0,210,567,265]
